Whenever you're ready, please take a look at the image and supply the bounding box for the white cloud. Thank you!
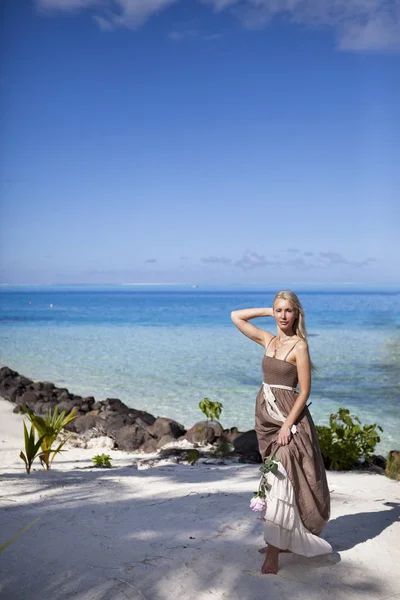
[201,256,232,264]
[290,250,376,269]
[354,257,377,267]
[338,10,400,51]
[235,250,281,269]
[168,29,223,41]
[203,32,224,40]
[36,0,180,28]
[36,0,101,11]
[108,0,180,29]
[232,249,378,271]
[93,14,116,31]
[168,29,198,41]
[34,0,400,51]
[319,251,348,264]
[203,0,400,52]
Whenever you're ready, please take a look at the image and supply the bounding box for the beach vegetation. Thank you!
[385,451,400,480]
[210,438,233,459]
[22,405,78,470]
[91,453,112,468]
[316,408,383,470]
[19,423,45,474]
[186,449,200,465]
[199,398,223,422]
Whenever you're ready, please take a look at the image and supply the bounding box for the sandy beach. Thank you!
[0,397,399,600]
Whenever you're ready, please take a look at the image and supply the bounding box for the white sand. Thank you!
[0,398,399,600]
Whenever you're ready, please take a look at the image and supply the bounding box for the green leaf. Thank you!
[317,406,383,470]
[21,405,77,469]
[19,451,29,472]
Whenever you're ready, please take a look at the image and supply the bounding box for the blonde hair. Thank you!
[273,290,316,370]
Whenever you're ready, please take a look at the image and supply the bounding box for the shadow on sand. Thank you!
[0,463,398,600]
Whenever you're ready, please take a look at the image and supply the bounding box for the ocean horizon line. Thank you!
[1,282,399,293]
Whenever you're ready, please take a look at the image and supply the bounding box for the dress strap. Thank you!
[265,336,276,353]
[283,339,301,361]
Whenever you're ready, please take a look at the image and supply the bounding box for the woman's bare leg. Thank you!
[259,546,291,554]
[261,544,280,574]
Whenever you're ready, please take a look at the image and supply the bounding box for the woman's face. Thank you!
[273,299,297,331]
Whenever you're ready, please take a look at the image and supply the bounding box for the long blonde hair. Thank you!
[273,290,316,370]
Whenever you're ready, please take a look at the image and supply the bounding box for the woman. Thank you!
[231,290,332,575]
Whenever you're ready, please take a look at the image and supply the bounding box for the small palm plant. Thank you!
[22,406,78,470]
[91,454,112,468]
[199,398,223,422]
[19,423,45,474]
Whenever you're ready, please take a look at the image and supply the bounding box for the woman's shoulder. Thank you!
[293,338,308,352]
[263,332,276,348]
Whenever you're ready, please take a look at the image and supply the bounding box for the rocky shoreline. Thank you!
[0,366,260,463]
[1,365,398,475]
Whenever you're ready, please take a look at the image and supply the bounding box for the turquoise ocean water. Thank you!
[1,285,399,455]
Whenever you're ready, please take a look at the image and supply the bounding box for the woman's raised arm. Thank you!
[231,307,275,347]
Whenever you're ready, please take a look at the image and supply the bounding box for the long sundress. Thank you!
[254,340,332,557]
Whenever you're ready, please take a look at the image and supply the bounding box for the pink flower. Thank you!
[250,495,266,512]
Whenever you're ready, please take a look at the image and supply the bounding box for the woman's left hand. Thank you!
[277,424,292,446]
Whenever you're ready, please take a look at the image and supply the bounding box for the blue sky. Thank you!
[1,0,399,286]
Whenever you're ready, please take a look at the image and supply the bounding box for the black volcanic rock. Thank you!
[147,417,186,440]
[114,424,152,451]
[233,430,261,463]
[184,420,223,445]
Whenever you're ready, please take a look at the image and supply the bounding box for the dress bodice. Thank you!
[262,355,298,388]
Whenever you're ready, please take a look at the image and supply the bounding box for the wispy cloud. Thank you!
[353,257,377,267]
[36,0,101,11]
[145,258,158,263]
[319,251,348,264]
[93,14,116,31]
[34,0,400,51]
[201,256,232,264]
[288,250,376,269]
[235,250,281,270]
[168,29,223,41]
[226,249,377,271]
[168,29,198,41]
[204,0,400,52]
[37,0,180,29]
[203,32,224,40]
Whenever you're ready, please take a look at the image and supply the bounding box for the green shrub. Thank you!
[19,423,45,474]
[210,438,232,459]
[91,454,112,468]
[199,398,223,422]
[22,405,78,470]
[186,449,200,466]
[316,408,383,471]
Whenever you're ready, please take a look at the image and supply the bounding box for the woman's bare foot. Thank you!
[261,544,280,574]
[259,546,291,554]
